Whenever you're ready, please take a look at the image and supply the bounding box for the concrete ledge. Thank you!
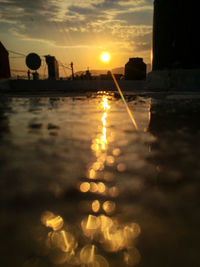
[147,69,200,90]
[1,79,147,93]
[0,79,10,91]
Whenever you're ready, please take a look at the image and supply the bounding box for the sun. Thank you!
[100,52,110,63]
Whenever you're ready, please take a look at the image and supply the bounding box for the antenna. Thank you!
[70,62,74,80]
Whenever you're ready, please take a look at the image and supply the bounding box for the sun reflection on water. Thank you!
[37,94,141,266]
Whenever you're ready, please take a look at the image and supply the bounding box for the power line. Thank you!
[11,69,27,73]
[9,56,25,59]
[58,61,72,70]
[61,64,67,77]
[8,50,26,57]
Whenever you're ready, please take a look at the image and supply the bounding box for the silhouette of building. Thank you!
[114,74,123,80]
[0,42,11,79]
[125,58,146,80]
[100,71,122,80]
[85,69,92,80]
[100,71,112,80]
[45,55,59,79]
[153,0,200,70]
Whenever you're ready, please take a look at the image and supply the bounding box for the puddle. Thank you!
[0,92,200,267]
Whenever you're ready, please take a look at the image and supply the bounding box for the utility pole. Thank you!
[70,62,74,80]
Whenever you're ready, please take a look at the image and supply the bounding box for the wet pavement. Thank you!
[0,91,200,267]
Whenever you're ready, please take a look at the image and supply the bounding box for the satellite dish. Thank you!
[26,53,41,70]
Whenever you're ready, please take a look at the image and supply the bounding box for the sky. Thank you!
[0,0,154,76]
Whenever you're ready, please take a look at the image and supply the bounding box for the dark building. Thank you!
[100,71,122,80]
[100,71,112,80]
[113,74,123,80]
[153,0,200,70]
[85,69,92,80]
[125,58,146,80]
[0,42,11,79]
[45,55,59,79]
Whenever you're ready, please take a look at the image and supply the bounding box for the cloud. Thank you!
[0,0,153,58]
[114,10,153,25]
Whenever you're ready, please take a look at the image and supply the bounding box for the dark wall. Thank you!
[0,42,11,79]
[152,0,200,70]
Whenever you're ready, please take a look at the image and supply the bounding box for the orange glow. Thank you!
[102,97,111,110]
[150,48,153,70]
[104,171,115,181]
[89,168,96,179]
[91,255,109,267]
[124,248,141,266]
[102,201,116,214]
[92,161,103,171]
[80,182,90,192]
[112,148,121,156]
[102,112,107,126]
[90,182,98,193]
[80,244,95,264]
[90,96,111,153]
[99,97,110,150]
[100,52,110,63]
[92,200,100,213]
[98,182,106,193]
[41,211,63,231]
[86,214,100,230]
[106,155,115,165]
[101,127,107,150]
[117,163,126,172]
[109,186,119,197]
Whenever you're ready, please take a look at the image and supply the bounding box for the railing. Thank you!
[8,50,72,79]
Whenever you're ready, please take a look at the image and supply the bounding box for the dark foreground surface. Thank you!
[0,91,200,267]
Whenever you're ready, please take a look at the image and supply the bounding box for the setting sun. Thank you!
[100,52,111,63]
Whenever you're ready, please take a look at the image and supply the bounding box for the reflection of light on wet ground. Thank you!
[117,162,127,172]
[92,200,100,212]
[41,211,63,231]
[76,94,141,265]
[80,182,90,192]
[109,186,119,197]
[102,96,111,111]
[33,94,143,266]
[3,94,200,267]
[1,94,156,266]
[81,214,141,253]
[124,247,141,266]
[103,200,116,214]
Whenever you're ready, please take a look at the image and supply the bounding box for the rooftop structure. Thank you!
[45,55,59,80]
[125,58,146,80]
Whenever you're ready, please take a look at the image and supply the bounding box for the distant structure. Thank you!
[149,0,200,89]
[125,58,146,80]
[70,62,74,80]
[26,53,41,80]
[45,55,59,80]
[26,53,41,71]
[100,71,112,80]
[100,71,122,80]
[85,68,92,80]
[153,0,200,70]
[0,42,11,79]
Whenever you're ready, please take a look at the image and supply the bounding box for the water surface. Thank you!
[1,92,200,267]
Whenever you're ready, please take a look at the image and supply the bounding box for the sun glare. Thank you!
[100,52,110,63]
